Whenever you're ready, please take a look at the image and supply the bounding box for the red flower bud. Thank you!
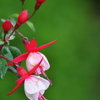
[35,0,46,10]
[35,3,41,10]
[2,20,12,33]
[37,0,46,3]
[18,10,28,24]
[17,67,27,76]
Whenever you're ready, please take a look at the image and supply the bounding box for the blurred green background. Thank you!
[1,0,100,100]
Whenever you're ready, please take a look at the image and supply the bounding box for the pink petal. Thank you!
[26,52,50,74]
[28,58,43,75]
[26,39,37,52]
[35,40,56,51]
[8,53,29,66]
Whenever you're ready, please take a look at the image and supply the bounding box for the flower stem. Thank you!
[28,10,36,20]
[6,28,16,41]
[15,30,25,39]
[0,55,20,69]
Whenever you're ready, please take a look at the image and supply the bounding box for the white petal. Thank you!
[24,75,50,94]
[26,52,50,74]
[25,91,39,100]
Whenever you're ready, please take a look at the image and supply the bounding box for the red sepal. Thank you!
[8,53,29,66]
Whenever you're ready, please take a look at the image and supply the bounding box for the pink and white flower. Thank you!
[7,59,50,100]
[26,52,50,74]
[25,75,50,100]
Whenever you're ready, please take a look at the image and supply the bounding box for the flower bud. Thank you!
[35,0,46,10]
[17,67,27,76]
[37,0,46,3]
[2,20,12,33]
[18,10,28,24]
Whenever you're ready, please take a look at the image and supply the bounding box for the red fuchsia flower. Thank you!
[35,0,46,10]
[8,39,56,75]
[15,10,28,28]
[2,20,12,33]
[7,59,50,100]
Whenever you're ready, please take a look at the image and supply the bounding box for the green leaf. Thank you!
[9,35,15,41]
[9,17,16,26]
[0,39,4,45]
[8,46,21,58]
[10,13,19,18]
[8,66,20,78]
[2,46,13,60]
[26,21,36,32]
[1,19,6,22]
[0,58,8,79]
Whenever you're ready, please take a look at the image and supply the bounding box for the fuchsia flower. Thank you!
[8,39,56,76]
[26,52,50,75]
[2,20,12,33]
[7,59,50,100]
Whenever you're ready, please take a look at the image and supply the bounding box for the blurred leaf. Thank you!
[10,13,19,18]
[0,58,8,79]
[1,19,6,22]
[2,46,13,60]
[9,17,16,26]
[0,39,4,45]
[26,21,36,32]
[9,35,15,41]
[8,66,20,78]
[8,46,21,58]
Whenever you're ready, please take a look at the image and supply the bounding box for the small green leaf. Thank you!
[8,66,20,78]
[8,46,21,58]
[1,19,6,22]
[0,58,8,79]
[9,17,16,26]
[0,39,4,45]
[9,35,15,41]
[26,21,36,32]
[10,13,19,18]
[2,46,13,60]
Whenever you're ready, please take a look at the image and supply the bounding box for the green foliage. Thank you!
[26,21,35,32]
[2,46,13,60]
[0,58,8,79]
[0,39,4,45]
[8,46,21,58]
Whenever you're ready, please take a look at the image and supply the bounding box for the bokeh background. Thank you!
[1,0,100,100]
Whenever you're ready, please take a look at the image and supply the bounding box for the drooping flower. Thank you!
[8,39,56,79]
[26,52,51,80]
[7,59,50,100]
[2,20,12,33]
[8,39,56,66]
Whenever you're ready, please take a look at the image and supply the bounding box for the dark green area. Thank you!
[0,0,100,100]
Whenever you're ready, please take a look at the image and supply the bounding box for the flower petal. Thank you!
[28,57,43,75]
[26,39,37,52]
[24,75,50,94]
[35,40,56,51]
[26,52,50,74]
[25,91,39,100]
[8,53,29,66]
